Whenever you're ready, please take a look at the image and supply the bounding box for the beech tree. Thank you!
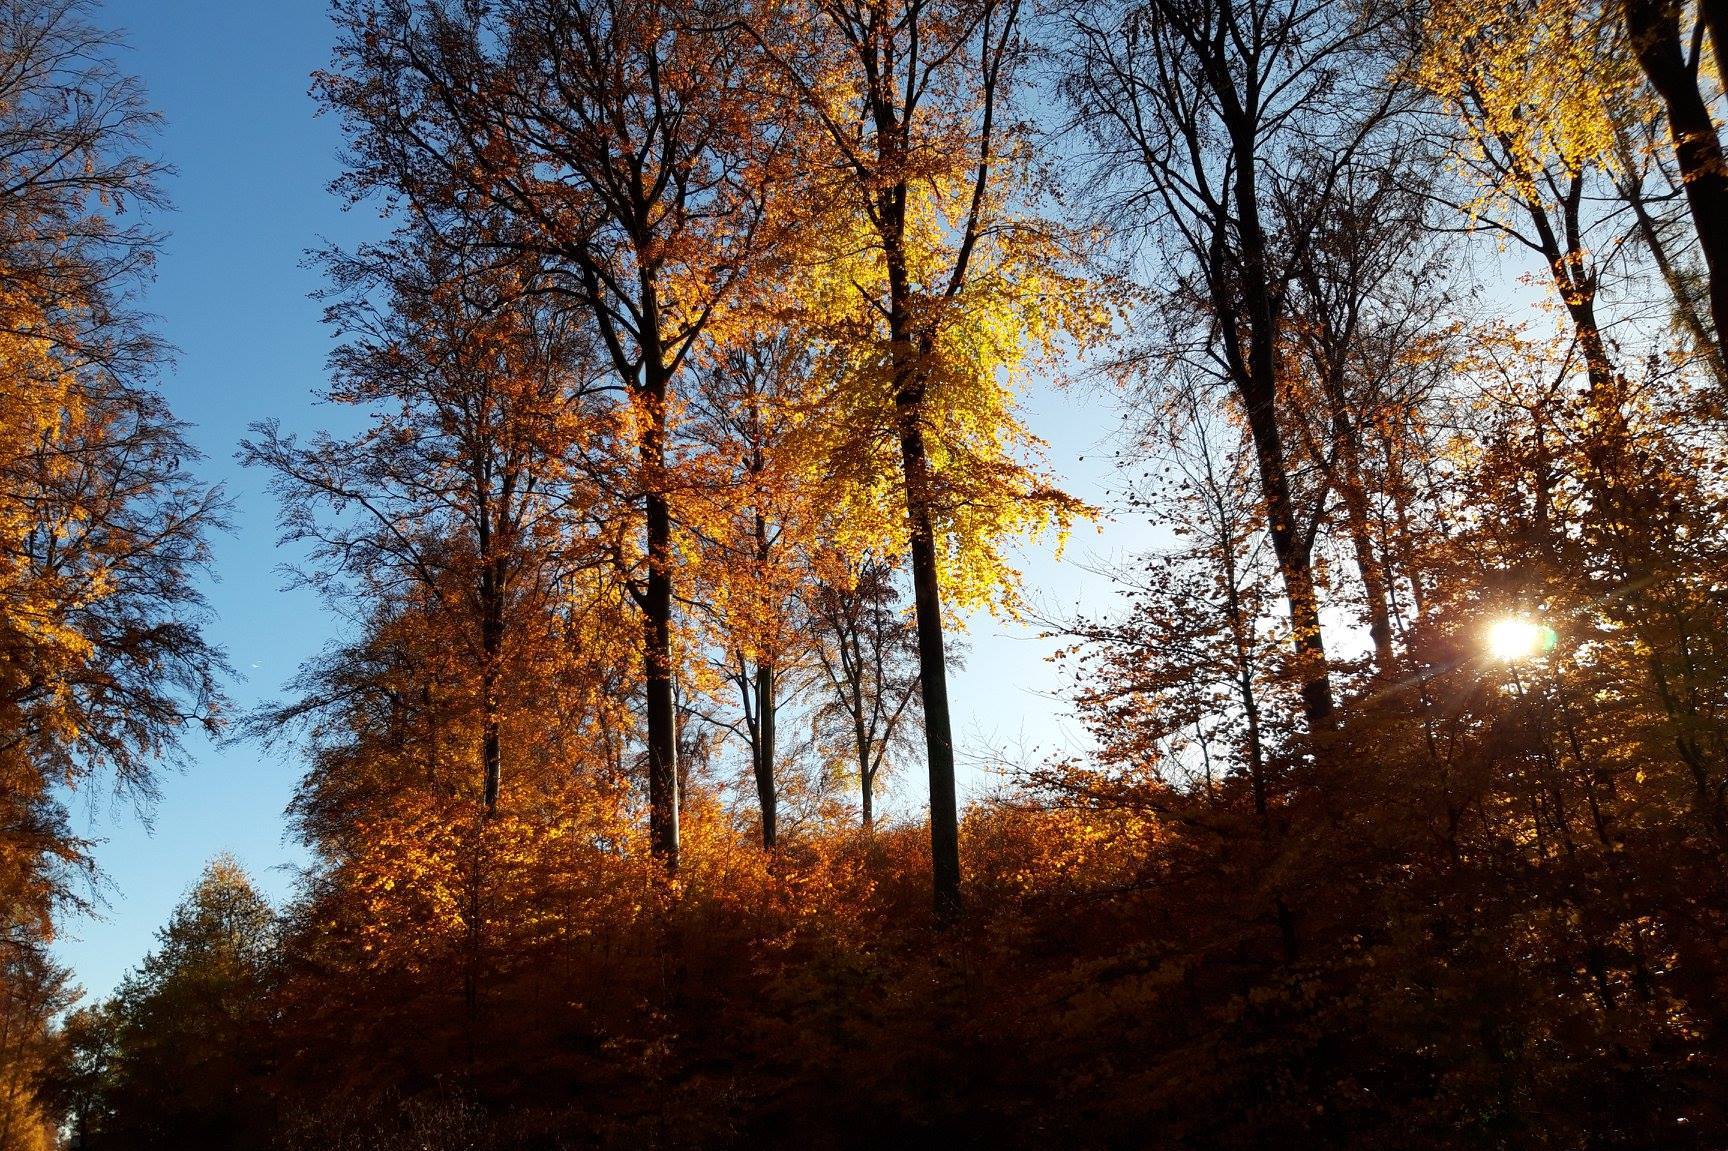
[683,333,821,848]
[755,0,1094,919]
[0,0,221,989]
[1061,0,1410,729]
[1420,0,1728,380]
[805,552,924,829]
[0,6,223,1136]
[242,238,620,1044]
[1416,0,1642,400]
[1065,390,1282,812]
[1609,114,1728,388]
[319,0,789,871]
[245,244,599,816]
[1280,154,1454,673]
[1617,0,1728,359]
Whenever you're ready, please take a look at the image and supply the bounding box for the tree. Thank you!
[0,940,70,1151]
[245,243,600,817]
[244,239,623,1051]
[1618,0,1728,361]
[82,857,277,1151]
[1061,0,1410,729]
[806,552,924,829]
[1609,112,1728,388]
[1279,154,1453,674]
[1419,0,1728,378]
[683,333,822,848]
[1416,0,1643,400]
[0,1,222,1098]
[72,5,1728,1147]
[755,0,1094,919]
[40,1001,118,1151]
[0,5,223,1138]
[1064,390,1284,813]
[318,0,788,870]
[0,0,167,381]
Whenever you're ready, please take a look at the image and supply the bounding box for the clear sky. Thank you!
[50,0,1154,1004]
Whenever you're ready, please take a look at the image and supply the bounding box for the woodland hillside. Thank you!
[6,0,1728,1146]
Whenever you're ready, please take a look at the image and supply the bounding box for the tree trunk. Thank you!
[753,662,777,849]
[636,262,680,869]
[476,501,504,805]
[1612,126,1728,389]
[1347,515,1395,671]
[643,484,679,868]
[1221,555,1269,814]
[1227,119,1334,729]
[898,416,962,921]
[481,705,501,813]
[882,167,962,920]
[749,451,778,849]
[1321,374,1396,672]
[1336,461,1395,671]
[479,557,504,813]
[640,368,679,868]
[1621,0,1728,364]
[1530,174,1617,399]
[855,707,876,830]
[1241,385,1334,728]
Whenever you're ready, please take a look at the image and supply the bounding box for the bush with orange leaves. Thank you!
[253,772,1181,1149]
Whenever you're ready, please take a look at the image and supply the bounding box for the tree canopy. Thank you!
[16,0,1728,1146]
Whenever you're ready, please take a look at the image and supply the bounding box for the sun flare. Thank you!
[1486,617,1555,662]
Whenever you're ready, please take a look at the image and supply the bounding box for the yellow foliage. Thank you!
[1414,0,1643,205]
[781,174,1102,618]
[0,285,114,765]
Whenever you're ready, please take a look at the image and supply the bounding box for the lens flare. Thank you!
[1486,617,1555,662]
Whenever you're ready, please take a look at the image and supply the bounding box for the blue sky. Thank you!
[51,0,378,1001]
[52,0,1150,1003]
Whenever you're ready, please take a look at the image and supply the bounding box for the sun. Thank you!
[1486,617,1555,662]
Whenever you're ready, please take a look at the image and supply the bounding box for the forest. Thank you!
[4,0,1728,1145]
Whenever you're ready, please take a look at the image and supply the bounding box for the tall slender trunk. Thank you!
[582,246,680,867]
[481,688,501,812]
[643,483,679,868]
[479,551,505,813]
[747,435,778,849]
[0,1015,15,1151]
[1240,386,1332,727]
[1317,358,1395,671]
[641,369,679,869]
[638,273,680,869]
[898,413,961,920]
[471,482,508,1063]
[1388,456,1428,624]
[1220,542,1268,814]
[1343,495,1395,671]
[887,282,962,921]
[1621,0,1728,364]
[1227,118,1334,729]
[877,160,963,920]
[855,705,876,829]
[752,661,777,848]
[1612,126,1728,389]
